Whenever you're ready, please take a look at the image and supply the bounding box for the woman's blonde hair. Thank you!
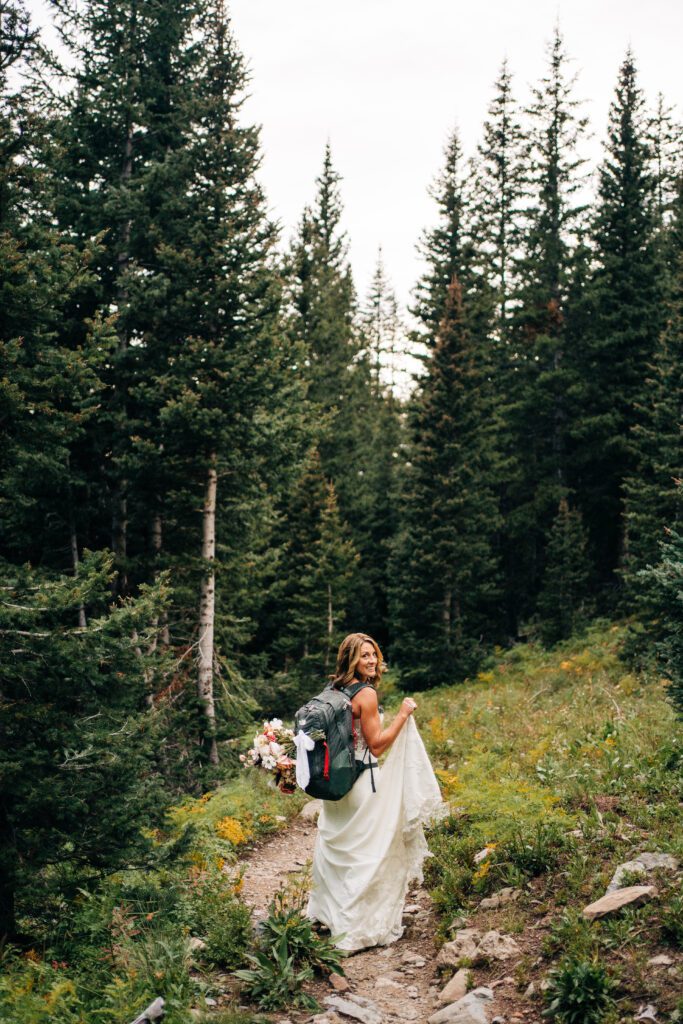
[331,633,384,689]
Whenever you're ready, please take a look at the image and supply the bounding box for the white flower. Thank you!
[270,718,283,730]
[262,754,277,770]
[269,741,283,756]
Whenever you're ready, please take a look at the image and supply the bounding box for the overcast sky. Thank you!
[227,0,682,313]
[28,0,683,315]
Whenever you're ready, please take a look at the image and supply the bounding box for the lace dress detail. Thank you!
[353,711,377,759]
[307,715,444,952]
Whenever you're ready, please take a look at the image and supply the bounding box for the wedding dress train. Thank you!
[307,715,443,951]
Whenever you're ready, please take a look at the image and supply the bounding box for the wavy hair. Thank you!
[331,632,384,689]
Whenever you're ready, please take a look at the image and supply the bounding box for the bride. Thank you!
[307,632,443,952]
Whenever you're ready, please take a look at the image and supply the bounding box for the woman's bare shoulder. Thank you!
[354,685,379,710]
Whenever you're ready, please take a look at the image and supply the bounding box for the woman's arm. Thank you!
[353,687,417,758]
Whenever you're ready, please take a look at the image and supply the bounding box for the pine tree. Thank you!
[623,171,683,579]
[648,93,681,231]
[509,27,588,619]
[145,1,306,763]
[49,0,200,594]
[285,146,369,523]
[636,492,683,718]
[574,50,662,586]
[412,129,491,345]
[354,253,409,643]
[536,497,593,644]
[287,144,358,413]
[471,61,528,635]
[286,146,391,639]
[0,0,114,604]
[0,552,169,940]
[391,278,501,687]
[361,247,405,394]
[472,59,527,344]
[270,451,360,686]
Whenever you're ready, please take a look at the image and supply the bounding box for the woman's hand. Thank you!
[400,698,417,719]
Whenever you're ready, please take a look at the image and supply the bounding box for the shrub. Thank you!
[661,892,683,948]
[177,866,253,968]
[234,934,316,1012]
[234,886,344,1011]
[90,927,197,1024]
[542,908,595,960]
[635,518,683,718]
[257,889,344,976]
[0,955,84,1024]
[542,957,616,1023]
[498,821,573,881]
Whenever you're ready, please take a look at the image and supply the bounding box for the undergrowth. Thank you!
[2,622,680,1023]
[416,622,682,1020]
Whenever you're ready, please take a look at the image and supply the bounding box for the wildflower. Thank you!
[473,860,491,881]
[215,816,248,845]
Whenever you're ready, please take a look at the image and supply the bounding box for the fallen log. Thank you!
[129,997,165,1024]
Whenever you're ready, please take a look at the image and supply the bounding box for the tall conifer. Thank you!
[575,51,662,585]
[509,28,588,618]
[391,279,501,687]
[623,172,683,579]
[473,60,527,344]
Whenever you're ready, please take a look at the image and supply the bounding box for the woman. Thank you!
[307,632,443,952]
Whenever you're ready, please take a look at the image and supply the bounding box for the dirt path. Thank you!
[238,806,537,1024]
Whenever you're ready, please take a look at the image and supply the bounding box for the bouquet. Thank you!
[241,719,297,794]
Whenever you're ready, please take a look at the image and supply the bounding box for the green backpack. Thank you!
[294,682,376,801]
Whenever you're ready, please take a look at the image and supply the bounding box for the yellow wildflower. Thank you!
[473,860,491,881]
[215,816,248,845]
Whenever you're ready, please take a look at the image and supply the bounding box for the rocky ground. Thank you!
[234,802,682,1024]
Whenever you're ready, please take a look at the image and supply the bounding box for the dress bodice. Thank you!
[353,711,383,759]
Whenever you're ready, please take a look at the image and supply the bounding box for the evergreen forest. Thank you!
[1,1,682,1020]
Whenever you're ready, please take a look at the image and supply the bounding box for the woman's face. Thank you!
[356,641,378,682]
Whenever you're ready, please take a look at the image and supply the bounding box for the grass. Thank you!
[2,621,681,1023]
[411,621,682,1021]
[0,760,304,1024]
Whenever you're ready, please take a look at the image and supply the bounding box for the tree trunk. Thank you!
[68,501,87,628]
[112,115,134,597]
[454,594,463,641]
[198,455,219,765]
[0,801,16,941]
[325,581,333,673]
[151,511,170,645]
[112,485,128,596]
[442,586,452,642]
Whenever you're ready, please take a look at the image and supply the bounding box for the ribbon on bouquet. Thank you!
[294,729,316,789]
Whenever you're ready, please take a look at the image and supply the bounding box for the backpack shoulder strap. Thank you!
[341,681,374,701]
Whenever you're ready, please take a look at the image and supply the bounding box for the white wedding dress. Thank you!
[307,715,443,951]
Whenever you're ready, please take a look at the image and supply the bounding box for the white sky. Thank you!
[26,0,683,315]
[227,0,682,313]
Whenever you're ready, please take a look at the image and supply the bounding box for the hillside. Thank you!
[2,623,681,1024]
